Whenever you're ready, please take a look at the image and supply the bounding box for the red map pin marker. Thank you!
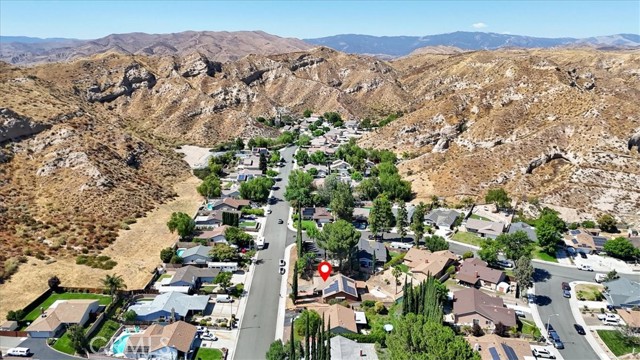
[318,261,332,281]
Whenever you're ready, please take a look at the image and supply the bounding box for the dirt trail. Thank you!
[0,176,202,320]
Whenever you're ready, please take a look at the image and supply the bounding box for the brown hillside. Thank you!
[359,48,640,223]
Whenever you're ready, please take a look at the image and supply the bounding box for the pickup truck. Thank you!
[577,264,593,271]
[595,273,607,283]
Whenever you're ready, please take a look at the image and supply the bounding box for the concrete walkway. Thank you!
[276,243,295,341]
[569,281,611,360]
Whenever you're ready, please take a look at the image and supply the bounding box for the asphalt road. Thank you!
[11,338,81,360]
[234,146,297,360]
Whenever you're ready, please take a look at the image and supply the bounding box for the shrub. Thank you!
[462,251,474,259]
[362,300,376,308]
[383,253,406,269]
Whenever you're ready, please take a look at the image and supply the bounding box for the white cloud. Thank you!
[472,22,488,29]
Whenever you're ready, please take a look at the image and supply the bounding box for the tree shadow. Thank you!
[533,268,551,282]
[533,295,552,306]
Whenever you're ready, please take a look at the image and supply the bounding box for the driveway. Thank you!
[7,337,83,360]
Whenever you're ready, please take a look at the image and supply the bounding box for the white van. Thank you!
[207,262,239,272]
[390,242,413,251]
[595,273,607,283]
[603,318,620,326]
[7,347,30,357]
[216,294,234,303]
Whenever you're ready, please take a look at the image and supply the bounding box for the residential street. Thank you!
[234,146,297,360]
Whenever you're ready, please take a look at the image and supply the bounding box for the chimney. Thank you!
[475,271,479,278]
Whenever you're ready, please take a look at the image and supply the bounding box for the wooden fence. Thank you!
[0,330,28,337]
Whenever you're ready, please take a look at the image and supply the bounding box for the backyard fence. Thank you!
[0,330,28,337]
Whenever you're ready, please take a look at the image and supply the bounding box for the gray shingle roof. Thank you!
[181,245,212,259]
[330,336,379,360]
[128,292,209,318]
[604,278,640,307]
[170,266,220,286]
[425,209,459,228]
[508,222,538,242]
[357,238,387,261]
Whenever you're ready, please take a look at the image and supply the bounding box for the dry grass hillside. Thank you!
[359,49,640,223]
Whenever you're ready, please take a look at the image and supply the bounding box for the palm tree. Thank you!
[102,274,127,296]
[392,266,402,294]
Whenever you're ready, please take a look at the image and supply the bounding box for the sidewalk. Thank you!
[528,285,565,360]
[276,243,295,341]
[569,281,611,360]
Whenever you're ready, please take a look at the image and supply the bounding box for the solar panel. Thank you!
[593,237,608,247]
[570,230,580,235]
[571,239,578,244]
[342,277,356,295]
[324,281,339,295]
[488,347,501,360]
[501,344,518,360]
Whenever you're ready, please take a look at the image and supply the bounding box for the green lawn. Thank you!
[88,319,120,351]
[451,232,483,247]
[520,320,541,338]
[396,264,409,273]
[597,330,639,356]
[202,285,216,294]
[52,332,75,355]
[23,293,113,322]
[533,249,558,263]
[158,273,172,280]
[194,347,223,360]
[240,221,257,227]
[293,220,317,232]
[469,214,492,221]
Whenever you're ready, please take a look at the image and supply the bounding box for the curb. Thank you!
[276,243,296,341]
[569,281,611,360]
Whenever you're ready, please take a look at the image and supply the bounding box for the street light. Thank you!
[546,313,559,338]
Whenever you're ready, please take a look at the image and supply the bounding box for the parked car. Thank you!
[548,331,564,349]
[561,282,571,291]
[563,289,571,298]
[279,267,286,275]
[6,348,31,357]
[267,209,272,214]
[272,186,280,190]
[597,313,620,321]
[577,264,593,271]
[279,259,286,267]
[595,273,606,283]
[277,219,284,224]
[497,260,513,269]
[532,348,556,359]
[527,293,536,304]
[201,333,218,341]
[573,324,586,335]
[196,326,208,333]
[603,318,620,326]
[368,234,383,240]
[579,252,588,259]
[515,310,526,318]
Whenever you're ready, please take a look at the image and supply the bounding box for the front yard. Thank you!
[23,292,113,322]
[451,231,483,247]
[88,319,121,350]
[52,332,75,354]
[597,330,640,356]
[533,249,558,263]
[575,284,604,301]
[293,220,317,233]
[194,347,223,360]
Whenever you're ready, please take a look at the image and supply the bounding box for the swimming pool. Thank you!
[111,332,131,355]
[176,248,185,257]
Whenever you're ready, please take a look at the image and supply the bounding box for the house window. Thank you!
[486,320,491,325]
[473,319,479,325]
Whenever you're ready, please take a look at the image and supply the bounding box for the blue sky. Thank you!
[1,1,638,39]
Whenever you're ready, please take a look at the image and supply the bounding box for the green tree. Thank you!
[316,220,361,271]
[160,247,174,263]
[208,163,224,177]
[284,170,314,209]
[357,177,380,200]
[350,171,363,181]
[6,310,24,321]
[535,207,566,233]
[48,275,61,291]
[277,131,294,145]
[582,220,597,228]
[266,340,287,360]
[411,202,426,243]
[494,322,508,337]
[307,167,318,177]
[379,171,412,201]
[167,212,196,239]
[303,109,313,118]
[235,137,245,150]
[598,214,617,233]
[496,231,534,261]
[298,134,312,147]
[209,244,237,261]
[295,309,321,337]
[225,227,254,248]
[170,254,183,264]
[215,271,233,292]
[485,188,511,210]
[329,182,354,221]
[536,222,561,254]
[259,153,267,174]
[605,269,620,281]
[101,274,127,296]
[247,138,257,149]
[240,176,275,202]
[369,195,394,238]
[67,324,87,354]
[604,237,639,260]
[269,151,281,165]
[513,256,534,297]
[123,310,137,321]
[310,151,327,165]
[392,266,402,294]
[396,201,409,241]
[386,313,480,360]
[292,265,298,301]
[295,150,310,166]
[463,251,474,259]
[197,174,222,198]
[478,239,500,265]
[424,235,449,252]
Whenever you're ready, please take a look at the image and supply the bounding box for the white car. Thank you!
[597,313,620,321]
[514,310,526,318]
[196,326,207,333]
[267,209,272,214]
[201,333,218,341]
[595,273,606,283]
[577,264,594,271]
[532,348,556,359]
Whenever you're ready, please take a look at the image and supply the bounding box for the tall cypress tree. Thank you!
[290,319,296,359]
[292,266,298,302]
[305,311,310,360]
[318,313,325,360]
[402,276,409,315]
[326,317,331,360]
[297,203,303,257]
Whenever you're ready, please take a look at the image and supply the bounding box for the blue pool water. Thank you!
[176,249,185,257]
[111,333,131,355]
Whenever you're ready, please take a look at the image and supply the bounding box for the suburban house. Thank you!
[564,229,608,254]
[507,222,538,242]
[208,198,250,212]
[221,186,241,199]
[425,209,461,230]
[0,321,18,331]
[344,120,358,129]
[251,147,269,156]
[194,212,223,228]
[453,288,517,329]
[331,159,352,173]
[304,164,329,178]
[603,277,640,308]
[353,207,370,223]
[330,335,379,360]
[301,207,316,220]
[311,137,328,147]
[180,245,212,265]
[26,300,100,338]
[404,248,458,281]
[167,266,220,290]
[194,225,230,245]
[307,304,365,334]
[128,292,210,321]
[617,309,640,331]
[465,334,532,360]
[357,238,388,269]
[465,219,505,239]
[391,205,416,224]
[321,274,365,303]
[313,207,334,225]
[124,321,197,359]
[241,155,261,171]
[456,258,507,290]
[237,168,263,182]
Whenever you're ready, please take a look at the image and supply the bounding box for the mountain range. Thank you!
[2,31,639,65]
